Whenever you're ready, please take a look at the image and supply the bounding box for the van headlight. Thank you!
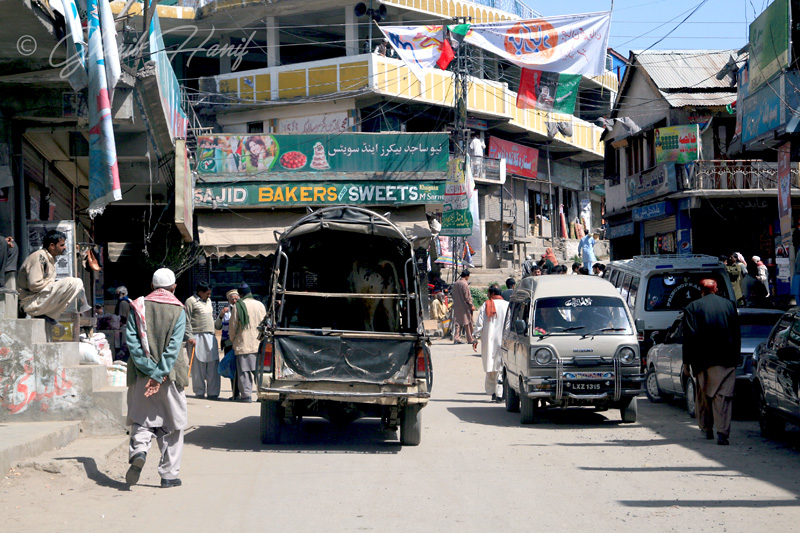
[532,348,553,365]
[619,347,637,365]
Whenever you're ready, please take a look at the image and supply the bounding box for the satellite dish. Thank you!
[373,4,387,21]
[354,2,367,17]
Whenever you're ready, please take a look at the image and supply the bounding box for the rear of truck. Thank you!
[256,207,432,445]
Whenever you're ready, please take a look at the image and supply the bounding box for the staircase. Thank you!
[0,319,127,435]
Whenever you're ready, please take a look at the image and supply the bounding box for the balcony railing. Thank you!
[687,160,800,190]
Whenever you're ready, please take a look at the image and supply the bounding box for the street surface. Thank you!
[3,340,800,532]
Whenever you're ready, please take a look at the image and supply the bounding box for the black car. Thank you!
[752,307,800,437]
[646,308,783,417]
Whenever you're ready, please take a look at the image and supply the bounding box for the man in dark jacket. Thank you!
[681,279,740,445]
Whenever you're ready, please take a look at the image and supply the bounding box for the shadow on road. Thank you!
[447,403,633,429]
[185,416,401,454]
[57,457,129,491]
[618,498,800,508]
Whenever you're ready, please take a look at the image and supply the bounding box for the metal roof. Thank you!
[632,50,739,90]
[660,91,736,108]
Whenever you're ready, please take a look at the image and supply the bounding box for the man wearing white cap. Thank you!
[124,268,189,488]
[752,256,769,293]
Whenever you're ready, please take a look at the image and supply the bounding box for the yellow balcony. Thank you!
[213,54,605,158]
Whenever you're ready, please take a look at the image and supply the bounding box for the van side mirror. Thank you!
[777,346,800,361]
[635,319,645,333]
[514,319,528,336]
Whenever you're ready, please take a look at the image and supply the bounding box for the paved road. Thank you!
[4,340,800,532]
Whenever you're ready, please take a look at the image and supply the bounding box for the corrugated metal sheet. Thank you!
[633,50,739,90]
[660,91,736,108]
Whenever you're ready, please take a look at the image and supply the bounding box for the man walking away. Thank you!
[725,253,745,306]
[473,286,510,402]
[681,279,740,445]
[502,278,516,301]
[18,230,90,326]
[451,270,475,344]
[185,282,220,400]
[215,289,240,400]
[125,268,188,488]
[229,283,267,402]
[579,230,598,270]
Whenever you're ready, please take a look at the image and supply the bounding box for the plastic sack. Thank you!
[79,341,101,365]
[107,363,127,387]
[218,350,236,379]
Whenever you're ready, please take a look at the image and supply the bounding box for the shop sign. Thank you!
[440,158,473,236]
[487,137,538,179]
[196,133,448,178]
[778,142,792,247]
[626,162,677,204]
[633,201,675,222]
[655,125,699,164]
[605,222,634,240]
[466,117,489,131]
[742,76,783,145]
[748,0,790,91]
[194,181,445,208]
[277,112,351,134]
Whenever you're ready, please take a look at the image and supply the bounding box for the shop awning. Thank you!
[197,211,305,257]
[197,207,432,257]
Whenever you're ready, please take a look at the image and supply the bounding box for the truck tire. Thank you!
[400,404,422,446]
[504,371,519,413]
[260,400,281,444]
[620,397,638,423]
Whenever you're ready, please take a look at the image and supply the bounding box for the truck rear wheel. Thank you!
[400,404,422,446]
[260,400,282,444]
[504,371,519,413]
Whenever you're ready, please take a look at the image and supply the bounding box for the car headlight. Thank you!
[533,348,553,365]
[619,347,637,365]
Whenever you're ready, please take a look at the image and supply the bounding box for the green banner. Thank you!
[194,181,445,208]
[196,133,449,178]
[749,0,790,90]
[440,158,473,236]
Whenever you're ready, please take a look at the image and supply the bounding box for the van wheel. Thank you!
[685,378,697,419]
[260,400,282,444]
[504,371,519,413]
[645,367,665,403]
[519,378,539,424]
[400,405,422,446]
[619,397,638,423]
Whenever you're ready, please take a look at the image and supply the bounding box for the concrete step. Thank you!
[65,364,110,395]
[0,420,81,475]
[37,341,81,368]
[0,318,47,345]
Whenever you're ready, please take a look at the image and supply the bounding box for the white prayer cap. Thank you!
[152,268,176,288]
[752,255,761,262]
[526,255,532,261]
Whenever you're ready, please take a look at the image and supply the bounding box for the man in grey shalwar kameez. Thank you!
[125,268,189,488]
[184,282,220,399]
[229,283,267,402]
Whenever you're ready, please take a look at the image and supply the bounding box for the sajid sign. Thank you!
[196,133,448,178]
[194,181,445,207]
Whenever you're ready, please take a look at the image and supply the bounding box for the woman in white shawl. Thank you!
[473,286,510,402]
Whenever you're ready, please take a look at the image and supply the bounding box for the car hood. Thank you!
[741,337,764,355]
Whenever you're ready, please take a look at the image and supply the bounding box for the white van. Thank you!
[502,276,643,424]
[602,255,735,365]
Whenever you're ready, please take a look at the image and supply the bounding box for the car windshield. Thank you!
[644,272,730,311]
[532,296,633,336]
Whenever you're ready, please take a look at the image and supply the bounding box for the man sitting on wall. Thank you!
[18,230,90,326]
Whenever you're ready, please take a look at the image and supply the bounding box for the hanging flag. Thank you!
[380,25,449,82]
[51,0,88,91]
[464,11,612,76]
[517,69,581,114]
[86,0,121,218]
[98,0,120,97]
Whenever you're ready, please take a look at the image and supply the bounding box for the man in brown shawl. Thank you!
[451,270,475,344]
[682,278,740,445]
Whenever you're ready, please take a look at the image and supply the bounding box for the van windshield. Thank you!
[532,296,633,336]
[644,272,730,311]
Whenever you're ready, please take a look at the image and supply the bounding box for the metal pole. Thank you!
[547,141,555,241]
[368,0,373,52]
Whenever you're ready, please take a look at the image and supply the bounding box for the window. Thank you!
[628,276,640,309]
[644,272,731,312]
[609,269,620,287]
[532,296,633,336]
[511,301,530,335]
[620,274,632,302]
[247,121,264,133]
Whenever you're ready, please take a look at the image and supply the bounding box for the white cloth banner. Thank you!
[380,25,446,82]
[464,11,612,76]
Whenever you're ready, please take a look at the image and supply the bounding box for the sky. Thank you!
[536,0,766,57]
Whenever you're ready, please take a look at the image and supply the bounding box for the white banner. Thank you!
[380,25,447,82]
[464,12,612,76]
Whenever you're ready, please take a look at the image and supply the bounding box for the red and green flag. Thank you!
[516,69,581,114]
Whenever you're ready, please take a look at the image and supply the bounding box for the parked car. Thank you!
[603,255,735,368]
[645,308,783,417]
[502,275,644,424]
[752,307,800,437]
